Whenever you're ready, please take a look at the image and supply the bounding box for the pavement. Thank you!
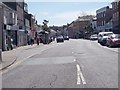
[0,44,40,71]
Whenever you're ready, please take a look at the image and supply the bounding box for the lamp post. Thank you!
[0,3,3,63]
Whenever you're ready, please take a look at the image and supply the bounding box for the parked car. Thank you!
[90,34,98,40]
[98,32,113,45]
[56,35,64,43]
[106,34,120,47]
[64,36,69,40]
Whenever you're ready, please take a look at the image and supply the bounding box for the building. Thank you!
[112,0,120,33]
[67,16,94,39]
[27,14,36,40]
[0,2,3,56]
[4,1,27,47]
[62,25,68,37]
[96,6,113,32]
[16,2,26,46]
[49,25,63,36]
[24,2,30,44]
[105,7,113,32]
[90,17,97,33]
[0,3,17,51]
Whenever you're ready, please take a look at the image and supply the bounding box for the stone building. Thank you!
[4,1,27,47]
[0,3,17,50]
[67,16,93,39]
[96,6,113,32]
[112,0,120,33]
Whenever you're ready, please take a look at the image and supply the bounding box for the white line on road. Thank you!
[74,59,76,62]
[76,64,86,85]
[2,61,22,74]
[77,71,81,84]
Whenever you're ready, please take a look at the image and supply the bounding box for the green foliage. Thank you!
[84,24,94,34]
[42,20,50,33]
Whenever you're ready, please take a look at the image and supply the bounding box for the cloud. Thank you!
[39,11,49,15]
[51,10,96,20]
[53,11,80,20]
[48,10,96,26]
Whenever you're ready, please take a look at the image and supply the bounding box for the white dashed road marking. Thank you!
[76,64,86,85]
[74,59,76,62]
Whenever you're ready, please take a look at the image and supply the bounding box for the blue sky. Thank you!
[26,1,114,26]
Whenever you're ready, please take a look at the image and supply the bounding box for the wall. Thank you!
[112,1,120,33]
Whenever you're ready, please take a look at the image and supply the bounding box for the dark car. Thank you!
[64,36,69,40]
[106,34,120,47]
[56,35,64,43]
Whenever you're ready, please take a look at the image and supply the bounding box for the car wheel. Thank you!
[106,43,109,47]
[98,40,100,43]
[100,42,103,45]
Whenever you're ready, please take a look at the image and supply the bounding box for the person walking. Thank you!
[36,37,40,45]
[7,36,13,50]
[30,38,34,46]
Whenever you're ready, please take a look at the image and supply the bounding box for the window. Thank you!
[116,12,118,21]
[104,21,106,25]
[9,12,12,19]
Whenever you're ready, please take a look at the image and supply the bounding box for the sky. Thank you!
[26,1,114,26]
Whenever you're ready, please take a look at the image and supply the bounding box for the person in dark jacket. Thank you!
[36,37,40,45]
[30,38,34,46]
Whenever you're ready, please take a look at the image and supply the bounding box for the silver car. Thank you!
[98,32,113,45]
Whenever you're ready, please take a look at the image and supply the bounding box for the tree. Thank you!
[84,24,94,34]
[42,20,50,44]
[42,20,50,33]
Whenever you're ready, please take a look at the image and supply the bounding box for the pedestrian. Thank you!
[36,37,40,45]
[30,38,34,46]
[40,37,43,43]
[7,36,13,50]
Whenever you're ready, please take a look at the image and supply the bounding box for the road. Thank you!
[2,39,118,88]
